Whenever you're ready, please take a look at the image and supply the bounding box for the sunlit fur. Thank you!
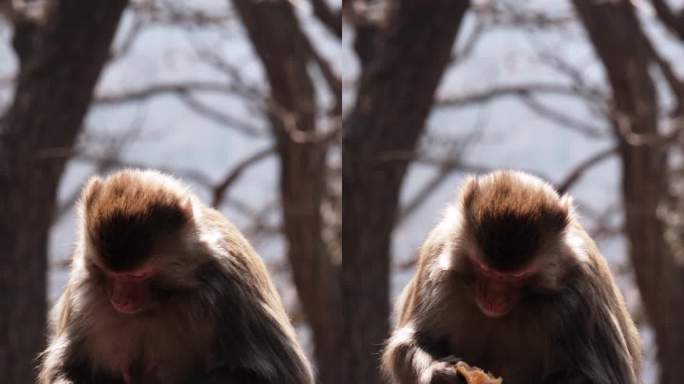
[37,169,314,384]
[383,170,641,384]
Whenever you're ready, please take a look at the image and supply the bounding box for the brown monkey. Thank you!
[38,169,314,384]
[382,170,640,384]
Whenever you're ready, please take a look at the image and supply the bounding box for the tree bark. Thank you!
[0,1,126,383]
[342,1,469,383]
[573,1,684,382]
[229,1,343,383]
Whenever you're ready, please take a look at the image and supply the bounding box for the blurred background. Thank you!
[2,0,684,384]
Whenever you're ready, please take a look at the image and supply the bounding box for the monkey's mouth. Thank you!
[476,279,517,318]
[111,300,143,315]
[109,279,147,315]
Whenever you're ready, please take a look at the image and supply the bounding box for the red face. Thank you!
[468,254,537,318]
[106,267,157,314]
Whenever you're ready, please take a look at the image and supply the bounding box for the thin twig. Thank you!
[437,83,602,108]
[307,0,341,37]
[177,92,266,137]
[519,94,607,138]
[211,145,276,207]
[96,81,245,104]
[556,147,617,194]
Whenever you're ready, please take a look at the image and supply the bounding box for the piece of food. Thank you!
[455,361,503,384]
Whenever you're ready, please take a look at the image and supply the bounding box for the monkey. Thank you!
[37,169,314,384]
[382,170,641,384]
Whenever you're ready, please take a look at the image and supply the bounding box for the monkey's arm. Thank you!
[38,333,78,384]
[38,308,119,384]
[199,259,314,384]
[543,286,640,384]
[39,337,120,384]
[383,326,463,384]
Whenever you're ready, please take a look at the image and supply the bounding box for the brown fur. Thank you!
[84,173,192,272]
[462,172,569,270]
[382,170,641,384]
[37,169,314,384]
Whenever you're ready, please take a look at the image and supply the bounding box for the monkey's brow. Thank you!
[467,253,538,279]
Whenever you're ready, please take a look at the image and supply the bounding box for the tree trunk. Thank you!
[573,1,684,382]
[229,1,343,383]
[342,1,469,383]
[0,1,126,383]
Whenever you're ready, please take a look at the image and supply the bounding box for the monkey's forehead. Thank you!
[462,172,568,230]
[85,183,192,271]
[461,172,569,270]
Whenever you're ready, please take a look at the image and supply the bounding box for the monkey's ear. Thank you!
[459,175,479,208]
[82,176,103,210]
[180,196,194,215]
[559,194,575,221]
[559,194,574,209]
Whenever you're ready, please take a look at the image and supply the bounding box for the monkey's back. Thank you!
[197,207,315,384]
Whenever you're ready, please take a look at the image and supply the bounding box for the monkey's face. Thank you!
[104,265,157,314]
[86,252,201,315]
[467,253,538,318]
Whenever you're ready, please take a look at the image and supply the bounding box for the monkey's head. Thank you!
[79,169,201,315]
[455,170,574,318]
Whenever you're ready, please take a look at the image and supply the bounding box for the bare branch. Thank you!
[637,24,684,113]
[476,2,576,29]
[267,98,341,144]
[535,52,608,103]
[211,145,276,207]
[193,49,264,99]
[614,114,684,147]
[55,129,141,218]
[177,92,266,137]
[437,83,602,108]
[397,160,490,224]
[131,1,234,27]
[301,30,342,113]
[556,147,617,194]
[519,94,608,138]
[241,200,282,239]
[97,80,268,137]
[450,17,485,65]
[95,81,246,105]
[111,14,145,60]
[308,0,341,37]
[342,0,384,67]
[585,203,623,241]
[649,0,684,41]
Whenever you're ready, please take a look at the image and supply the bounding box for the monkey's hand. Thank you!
[424,360,463,384]
[424,359,503,384]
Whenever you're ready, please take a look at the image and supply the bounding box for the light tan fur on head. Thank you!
[459,171,571,271]
[81,170,196,269]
